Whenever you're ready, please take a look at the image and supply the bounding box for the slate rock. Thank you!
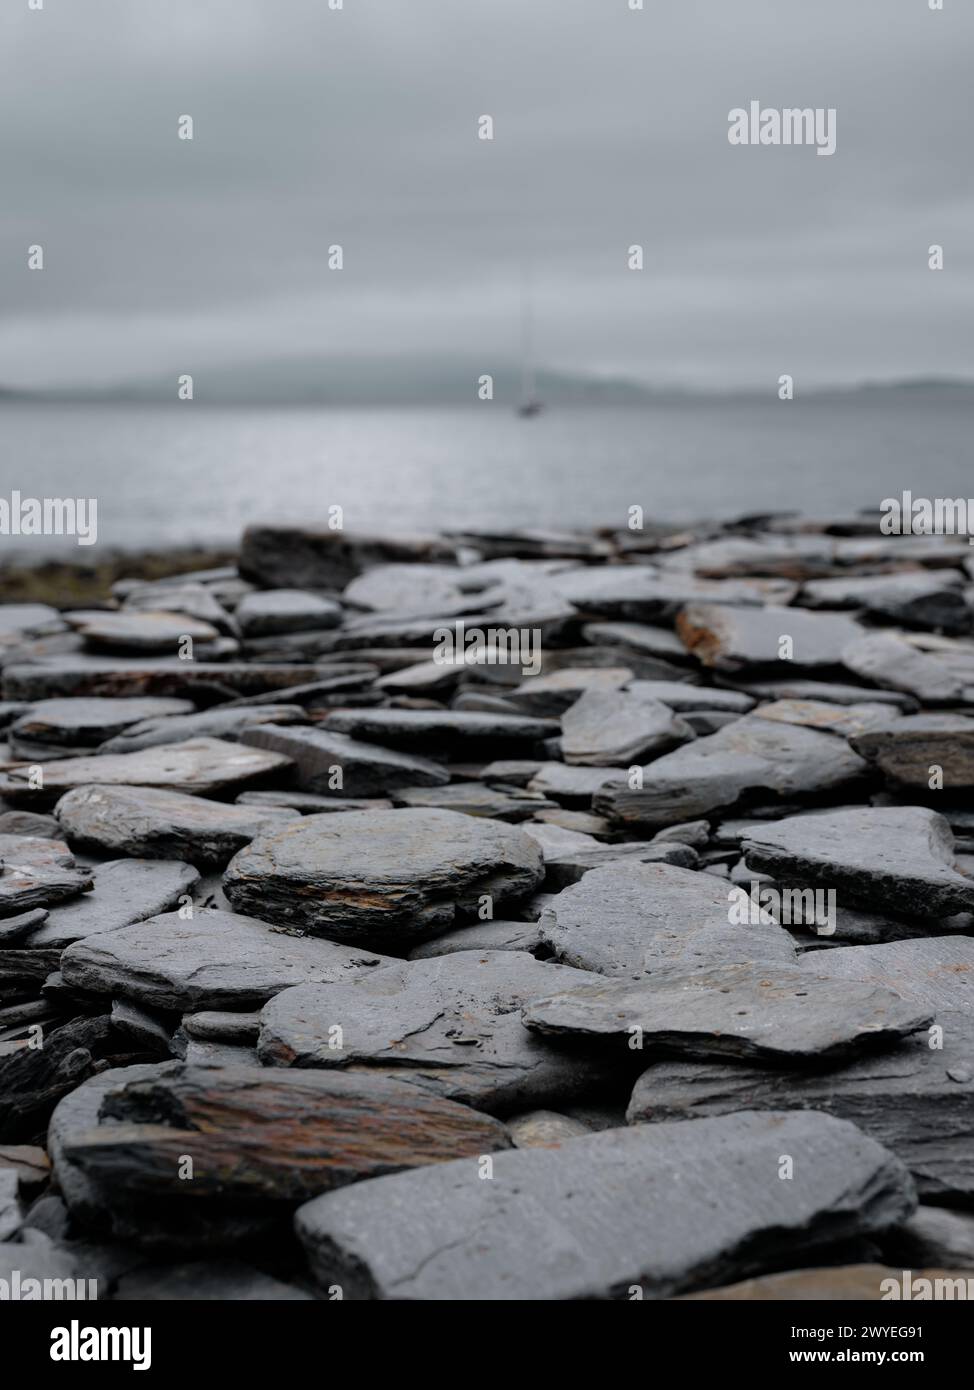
[224,809,544,948]
[56,784,300,870]
[681,1264,968,1301]
[392,782,552,822]
[258,951,617,1113]
[0,835,92,917]
[234,589,341,638]
[561,569,797,620]
[595,715,867,829]
[240,724,448,794]
[580,620,695,664]
[406,919,543,959]
[294,1110,914,1299]
[852,714,974,789]
[528,762,626,804]
[0,908,48,944]
[181,1011,261,1043]
[65,609,221,653]
[729,677,915,709]
[0,1170,20,1240]
[110,999,173,1052]
[505,668,633,717]
[799,936,974,1015]
[2,657,330,703]
[538,861,796,975]
[60,909,393,1012]
[324,708,558,750]
[0,737,291,806]
[0,811,60,837]
[677,604,863,671]
[98,703,307,754]
[627,1007,974,1202]
[561,687,694,766]
[743,807,974,917]
[240,525,453,590]
[10,696,192,749]
[753,697,899,740]
[524,822,697,889]
[842,633,972,703]
[236,789,391,813]
[62,1064,510,1209]
[523,963,929,1064]
[0,1015,112,1143]
[27,858,200,946]
[801,570,971,633]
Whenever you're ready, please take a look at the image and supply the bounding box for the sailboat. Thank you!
[516,275,544,417]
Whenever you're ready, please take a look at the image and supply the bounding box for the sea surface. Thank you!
[2,392,972,557]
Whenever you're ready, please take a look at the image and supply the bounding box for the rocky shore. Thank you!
[2,513,974,1300]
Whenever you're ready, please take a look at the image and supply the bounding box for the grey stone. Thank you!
[538,861,796,976]
[677,604,864,671]
[236,789,392,813]
[842,633,973,704]
[523,962,930,1063]
[524,821,697,888]
[1,657,331,703]
[407,919,543,959]
[392,782,553,822]
[60,909,393,1012]
[258,951,617,1113]
[110,999,172,1052]
[801,570,971,633]
[224,808,544,949]
[581,621,695,664]
[122,580,235,633]
[753,698,900,739]
[0,908,48,944]
[324,707,558,749]
[852,714,974,789]
[65,609,221,653]
[729,677,916,709]
[505,668,633,717]
[98,703,307,754]
[56,784,300,869]
[0,1015,112,1143]
[743,807,974,917]
[10,696,193,748]
[181,1011,261,1043]
[295,1110,914,1299]
[27,858,200,946]
[627,1008,974,1203]
[234,589,341,638]
[0,811,60,837]
[0,1170,20,1240]
[561,687,694,766]
[595,714,867,829]
[562,569,797,620]
[0,737,291,806]
[799,936,974,1015]
[0,835,92,917]
[240,724,448,795]
[240,525,454,590]
[528,762,627,804]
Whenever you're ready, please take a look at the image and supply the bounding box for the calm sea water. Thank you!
[2,393,971,556]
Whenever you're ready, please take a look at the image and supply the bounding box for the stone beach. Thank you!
[2,514,974,1300]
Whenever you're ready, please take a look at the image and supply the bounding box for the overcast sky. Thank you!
[1,0,971,390]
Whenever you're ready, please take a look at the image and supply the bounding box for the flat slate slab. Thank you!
[65,609,221,653]
[742,806,974,917]
[523,963,930,1064]
[55,784,300,869]
[240,724,449,794]
[851,713,974,788]
[223,808,544,948]
[801,571,972,633]
[798,936,974,1015]
[239,525,453,590]
[25,858,200,946]
[392,782,552,822]
[234,589,342,638]
[324,708,558,749]
[538,861,796,975]
[753,697,899,740]
[407,919,543,959]
[560,687,694,766]
[528,762,626,803]
[258,951,616,1113]
[0,835,92,917]
[841,633,973,703]
[60,1064,510,1208]
[627,1007,974,1202]
[560,569,797,620]
[1,657,330,703]
[59,909,393,1012]
[10,696,193,748]
[294,1110,914,1299]
[594,714,867,829]
[505,668,634,717]
[99,703,307,754]
[0,737,291,806]
[677,604,863,670]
